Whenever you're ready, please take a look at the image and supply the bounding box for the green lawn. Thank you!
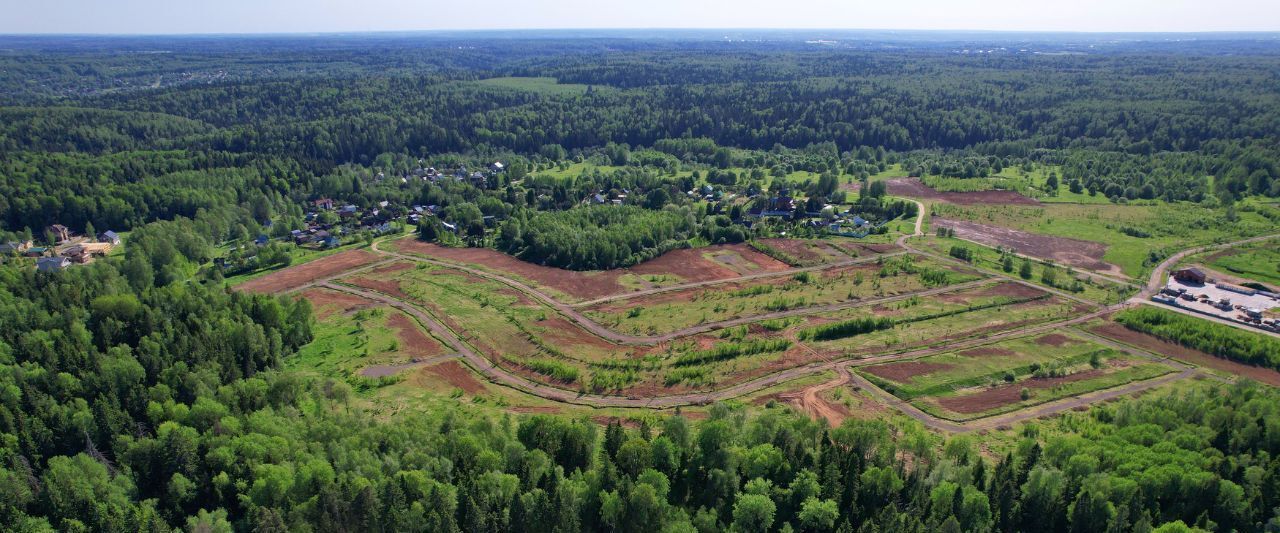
[1207,243,1280,287]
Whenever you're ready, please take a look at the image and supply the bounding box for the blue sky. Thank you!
[5,0,1279,34]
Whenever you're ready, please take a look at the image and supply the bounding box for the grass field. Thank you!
[1205,242,1280,287]
[930,202,1278,277]
[585,255,982,335]
[858,330,1174,421]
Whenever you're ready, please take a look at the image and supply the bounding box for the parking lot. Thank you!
[1157,278,1280,332]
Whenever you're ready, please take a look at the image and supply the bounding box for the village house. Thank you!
[23,246,50,257]
[98,230,121,245]
[313,198,335,210]
[36,256,71,273]
[0,240,34,255]
[48,224,71,242]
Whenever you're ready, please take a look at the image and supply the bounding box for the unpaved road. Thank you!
[278,205,1278,431]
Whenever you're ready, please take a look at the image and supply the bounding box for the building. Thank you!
[36,256,71,273]
[62,242,113,263]
[1217,282,1258,296]
[0,240,33,254]
[48,224,71,242]
[313,198,335,210]
[23,247,50,257]
[98,230,121,245]
[1173,267,1206,284]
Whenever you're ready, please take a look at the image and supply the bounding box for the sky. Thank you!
[3,0,1279,35]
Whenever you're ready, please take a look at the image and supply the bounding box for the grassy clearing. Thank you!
[930,202,1277,277]
[912,235,1135,304]
[287,303,448,393]
[1205,243,1280,287]
[586,255,982,335]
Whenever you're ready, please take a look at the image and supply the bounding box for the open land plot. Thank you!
[337,259,797,395]
[845,177,1040,206]
[584,255,983,335]
[1089,321,1280,386]
[929,202,1277,278]
[754,238,897,266]
[931,217,1123,276]
[797,288,1085,357]
[913,235,1136,304]
[1202,243,1280,289]
[236,249,382,293]
[288,291,453,386]
[388,237,791,302]
[858,331,1175,421]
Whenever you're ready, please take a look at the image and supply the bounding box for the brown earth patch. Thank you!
[387,313,447,358]
[237,249,381,293]
[959,347,1017,358]
[370,262,414,275]
[344,276,411,300]
[393,239,786,301]
[863,361,953,383]
[1036,334,1077,347]
[847,177,1039,206]
[299,287,377,318]
[758,239,847,265]
[937,369,1102,414]
[932,217,1124,276]
[592,416,642,429]
[1090,322,1280,387]
[423,361,486,394]
[534,316,619,351]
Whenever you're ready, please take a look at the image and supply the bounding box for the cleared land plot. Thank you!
[288,293,452,387]
[585,255,982,335]
[929,203,1277,278]
[1089,321,1280,386]
[802,291,1081,357]
[237,249,381,293]
[932,217,1122,275]
[389,238,789,302]
[1204,243,1280,289]
[754,238,893,266]
[846,177,1040,206]
[914,235,1135,304]
[858,331,1173,421]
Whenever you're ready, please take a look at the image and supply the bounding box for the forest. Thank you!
[3,32,1280,531]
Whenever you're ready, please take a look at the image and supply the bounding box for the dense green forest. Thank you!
[4,32,1280,531]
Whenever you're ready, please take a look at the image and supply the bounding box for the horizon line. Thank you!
[4,27,1280,38]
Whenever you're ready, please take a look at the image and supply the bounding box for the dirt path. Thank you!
[793,368,851,426]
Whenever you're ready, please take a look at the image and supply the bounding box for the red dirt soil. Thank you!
[1090,322,1280,387]
[932,217,1125,276]
[423,361,486,394]
[959,347,1017,358]
[864,361,953,383]
[237,249,381,293]
[387,313,447,358]
[847,177,1039,206]
[1035,334,1078,347]
[344,276,412,300]
[938,370,1103,414]
[298,287,377,318]
[393,240,788,301]
[758,239,848,265]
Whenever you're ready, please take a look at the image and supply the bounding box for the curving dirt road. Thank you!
[288,205,1277,431]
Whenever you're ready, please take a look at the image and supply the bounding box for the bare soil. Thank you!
[932,217,1124,275]
[1090,322,1280,387]
[1035,334,1078,347]
[299,287,377,318]
[958,347,1017,358]
[395,240,787,301]
[387,313,447,358]
[423,361,486,394]
[237,249,381,293]
[938,369,1103,414]
[359,362,425,378]
[847,177,1039,206]
[758,239,848,265]
[344,276,412,300]
[863,361,954,383]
